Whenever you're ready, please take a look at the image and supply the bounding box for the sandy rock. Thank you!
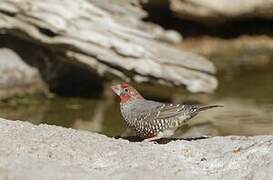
[0,118,272,180]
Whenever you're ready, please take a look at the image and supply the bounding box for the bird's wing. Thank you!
[137,100,198,121]
[152,102,198,119]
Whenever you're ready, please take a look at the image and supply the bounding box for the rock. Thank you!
[0,118,272,180]
[0,0,217,93]
[0,48,47,99]
[170,0,273,22]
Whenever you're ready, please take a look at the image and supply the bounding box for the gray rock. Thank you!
[0,118,272,180]
[0,48,46,99]
[0,0,217,93]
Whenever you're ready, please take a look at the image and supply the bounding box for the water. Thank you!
[0,53,273,137]
[0,96,125,136]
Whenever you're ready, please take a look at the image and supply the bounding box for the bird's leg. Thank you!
[143,129,174,142]
[143,132,167,142]
[143,136,162,142]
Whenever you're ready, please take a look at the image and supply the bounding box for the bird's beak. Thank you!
[111,84,122,96]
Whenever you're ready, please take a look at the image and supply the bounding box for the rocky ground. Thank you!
[0,118,272,180]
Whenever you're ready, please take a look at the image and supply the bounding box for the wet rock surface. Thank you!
[0,118,272,180]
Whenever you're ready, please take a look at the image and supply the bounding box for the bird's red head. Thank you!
[111,83,143,104]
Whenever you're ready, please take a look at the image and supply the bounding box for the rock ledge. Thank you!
[0,118,272,180]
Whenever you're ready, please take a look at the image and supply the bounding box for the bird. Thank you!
[111,83,223,142]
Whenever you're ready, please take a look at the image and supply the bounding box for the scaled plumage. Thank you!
[111,83,222,141]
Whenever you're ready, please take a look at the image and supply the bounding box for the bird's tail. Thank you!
[198,105,224,111]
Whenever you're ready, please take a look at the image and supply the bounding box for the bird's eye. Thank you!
[124,88,129,93]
